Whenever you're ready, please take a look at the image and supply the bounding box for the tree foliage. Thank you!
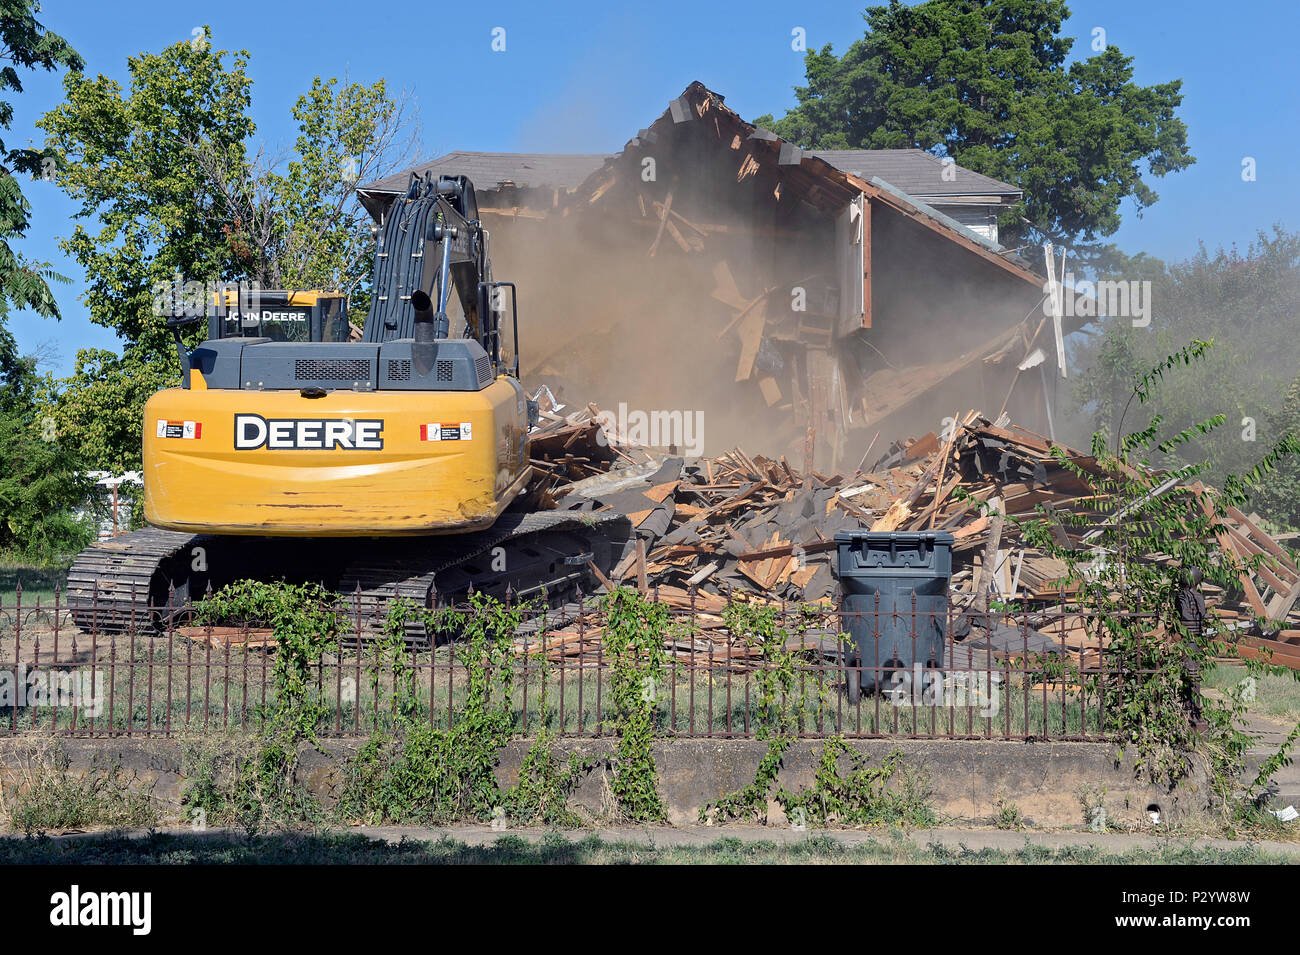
[0,0,81,323]
[757,0,1194,259]
[189,74,418,309]
[1072,227,1300,525]
[1251,374,1300,531]
[0,329,96,563]
[0,2,93,563]
[35,29,254,470]
[36,29,420,470]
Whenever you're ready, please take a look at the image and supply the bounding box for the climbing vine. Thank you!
[194,579,343,738]
[188,580,346,829]
[602,587,669,822]
[703,601,826,823]
[339,591,521,824]
[1010,340,1300,802]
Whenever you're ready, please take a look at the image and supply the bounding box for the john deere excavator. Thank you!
[66,174,633,641]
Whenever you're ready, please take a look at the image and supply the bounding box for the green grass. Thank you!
[0,576,63,609]
[1205,662,1300,725]
[0,829,1292,864]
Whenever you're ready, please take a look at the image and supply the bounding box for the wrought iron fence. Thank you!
[0,584,1167,740]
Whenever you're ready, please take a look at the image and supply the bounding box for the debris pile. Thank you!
[521,402,1300,666]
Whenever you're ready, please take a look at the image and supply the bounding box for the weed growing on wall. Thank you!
[2,740,157,834]
[335,591,591,826]
[602,587,669,822]
[777,739,937,829]
[703,602,827,823]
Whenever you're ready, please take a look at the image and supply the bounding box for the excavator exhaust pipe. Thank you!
[410,289,443,376]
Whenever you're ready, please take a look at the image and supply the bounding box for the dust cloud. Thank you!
[478,164,1049,469]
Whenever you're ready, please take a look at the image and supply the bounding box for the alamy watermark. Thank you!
[152,277,263,319]
[594,403,704,458]
[0,665,105,717]
[886,664,1001,716]
[1045,274,1152,328]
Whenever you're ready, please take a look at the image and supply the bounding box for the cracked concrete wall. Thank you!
[0,735,1213,829]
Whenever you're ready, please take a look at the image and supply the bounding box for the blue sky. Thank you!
[9,0,1298,375]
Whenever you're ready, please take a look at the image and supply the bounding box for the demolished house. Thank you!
[346,84,1300,669]
[513,403,1300,668]
[358,82,1085,473]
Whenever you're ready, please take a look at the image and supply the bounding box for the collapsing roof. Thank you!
[358,138,1023,221]
[358,152,609,218]
[358,82,1070,468]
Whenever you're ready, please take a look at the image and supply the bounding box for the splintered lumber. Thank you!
[734,301,767,382]
[686,562,719,587]
[1192,483,1268,619]
[758,376,782,406]
[871,499,911,532]
[586,560,614,592]
[521,397,1300,646]
[648,190,674,257]
[1234,635,1300,671]
[975,496,1005,605]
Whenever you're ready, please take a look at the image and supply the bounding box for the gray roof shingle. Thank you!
[360,151,611,197]
[810,148,1020,200]
[359,148,1020,207]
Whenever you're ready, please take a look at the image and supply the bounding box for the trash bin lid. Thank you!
[834,529,955,576]
[834,531,955,546]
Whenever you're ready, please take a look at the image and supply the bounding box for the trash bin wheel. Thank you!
[845,653,861,704]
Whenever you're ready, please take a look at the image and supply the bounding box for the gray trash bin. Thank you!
[835,531,954,700]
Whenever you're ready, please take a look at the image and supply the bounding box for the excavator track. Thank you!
[67,528,207,633]
[337,511,633,647]
[65,512,636,647]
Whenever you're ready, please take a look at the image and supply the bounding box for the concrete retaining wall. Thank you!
[0,735,1213,829]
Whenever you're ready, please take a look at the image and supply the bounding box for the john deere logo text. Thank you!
[234,414,384,450]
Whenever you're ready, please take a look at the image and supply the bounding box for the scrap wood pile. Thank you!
[519,401,1300,667]
[508,616,828,672]
[521,393,657,501]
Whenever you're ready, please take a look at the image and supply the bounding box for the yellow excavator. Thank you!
[67,174,632,641]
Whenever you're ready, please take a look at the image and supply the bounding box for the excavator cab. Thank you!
[143,174,533,537]
[206,290,351,344]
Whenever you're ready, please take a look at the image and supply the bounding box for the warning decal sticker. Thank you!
[157,420,202,439]
[419,422,473,442]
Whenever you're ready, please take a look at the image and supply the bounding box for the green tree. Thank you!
[757,0,1193,260]
[1072,227,1300,520]
[35,29,254,470]
[0,2,93,562]
[0,330,96,563]
[1248,374,1300,531]
[191,75,419,314]
[0,0,81,322]
[37,30,419,470]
